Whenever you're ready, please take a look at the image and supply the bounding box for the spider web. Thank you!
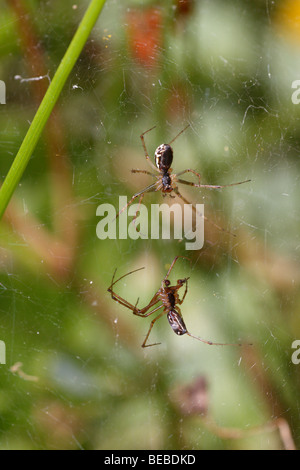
[0,0,299,450]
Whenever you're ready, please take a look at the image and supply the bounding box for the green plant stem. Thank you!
[0,0,107,220]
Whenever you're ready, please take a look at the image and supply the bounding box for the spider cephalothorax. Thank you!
[161,173,173,193]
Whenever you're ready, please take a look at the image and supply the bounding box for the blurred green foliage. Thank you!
[0,0,300,450]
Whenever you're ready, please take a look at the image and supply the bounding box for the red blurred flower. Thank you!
[125,7,163,67]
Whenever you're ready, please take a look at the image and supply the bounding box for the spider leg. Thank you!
[175,169,251,189]
[175,169,201,185]
[108,268,163,316]
[140,125,157,137]
[173,187,236,237]
[115,193,139,220]
[131,169,158,178]
[131,193,145,230]
[108,267,148,312]
[115,181,159,219]
[109,289,144,312]
[196,179,251,190]
[186,331,245,347]
[140,127,161,173]
[130,180,163,232]
[168,124,190,145]
[178,278,189,305]
[109,284,162,317]
[163,256,191,282]
[177,178,201,187]
[142,309,167,348]
[108,267,145,291]
[135,301,164,318]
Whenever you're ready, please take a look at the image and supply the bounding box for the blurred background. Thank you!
[0,0,300,450]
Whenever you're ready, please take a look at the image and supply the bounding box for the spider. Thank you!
[116,125,251,234]
[108,255,245,348]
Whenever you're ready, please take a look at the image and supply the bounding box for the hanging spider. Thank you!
[108,256,245,348]
[116,124,251,233]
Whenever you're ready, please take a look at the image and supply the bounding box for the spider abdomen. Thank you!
[167,310,187,336]
[155,144,173,172]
